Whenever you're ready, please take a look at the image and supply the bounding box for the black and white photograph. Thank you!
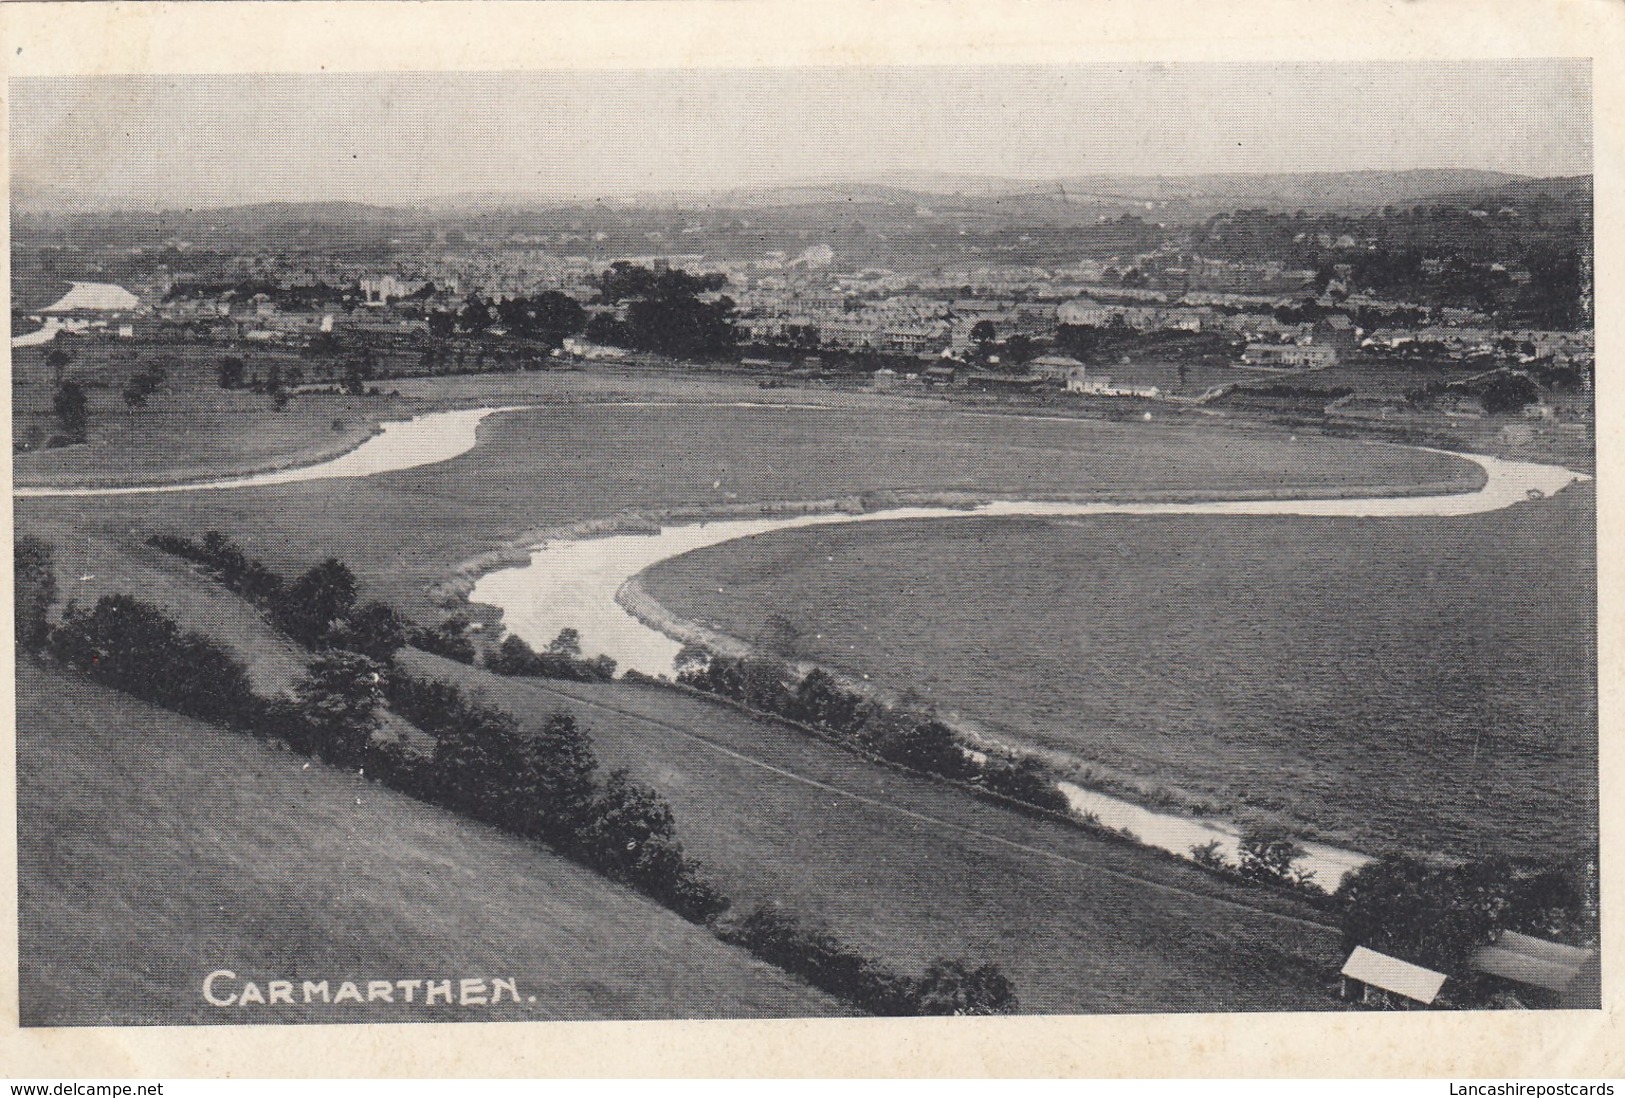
[6,42,1603,1042]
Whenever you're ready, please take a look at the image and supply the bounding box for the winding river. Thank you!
[17,402,1593,884]
[465,422,1588,887]
[13,406,524,498]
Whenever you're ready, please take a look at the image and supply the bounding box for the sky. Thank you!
[8,61,1593,209]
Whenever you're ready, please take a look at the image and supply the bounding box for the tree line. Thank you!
[666,644,1069,816]
[19,534,1017,1016]
[420,263,741,362]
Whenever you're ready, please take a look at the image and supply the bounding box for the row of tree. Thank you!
[670,645,1068,815]
[486,629,617,683]
[149,532,399,655]
[20,536,1018,1015]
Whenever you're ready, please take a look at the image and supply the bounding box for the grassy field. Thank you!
[401,650,1345,1014]
[15,658,841,1025]
[12,390,1539,1017]
[18,399,1483,626]
[46,534,311,694]
[11,338,415,486]
[641,485,1597,862]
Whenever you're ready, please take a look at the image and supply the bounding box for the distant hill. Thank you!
[15,168,1589,222]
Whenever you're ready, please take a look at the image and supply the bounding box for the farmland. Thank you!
[399,650,1344,1014]
[11,383,1581,1016]
[641,483,1596,861]
[17,393,1483,625]
[10,339,412,486]
[15,658,842,1025]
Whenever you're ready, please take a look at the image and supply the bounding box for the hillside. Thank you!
[403,650,1346,1014]
[15,658,843,1025]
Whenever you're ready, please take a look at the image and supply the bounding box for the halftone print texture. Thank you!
[10,60,1597,1024]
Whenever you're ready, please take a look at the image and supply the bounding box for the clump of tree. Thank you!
[15,535,58,651]
[1479,371,1543,415]
[979,755,1070,814]
[588,262,739,360]
[384,671,725,923]
[719,905,1018,1016]
[121,361,170,409]
[48,593,263,730]
[406,613,477,665]
[493,291,588,349]
[486,628,616,682]
[49,380,89,446]
[1335,853,1596,977]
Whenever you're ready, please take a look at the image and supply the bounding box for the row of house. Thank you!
[1240,316,1359,369]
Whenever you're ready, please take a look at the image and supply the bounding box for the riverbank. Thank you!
[14,406,529,497]
[470,446,1587,886]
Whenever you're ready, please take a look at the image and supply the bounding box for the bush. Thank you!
[408,614,477,664]
[913,958,1020,1016]
[49,594,262,729]
[487,631,616,682]
[15,535,57,651]
[293,650,386,767]
[980,755,1069,814]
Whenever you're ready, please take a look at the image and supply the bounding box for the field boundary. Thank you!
[483,665,1342,936]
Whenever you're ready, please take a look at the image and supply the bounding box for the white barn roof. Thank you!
[43,281,141,313]
[1341,946,1448,1005]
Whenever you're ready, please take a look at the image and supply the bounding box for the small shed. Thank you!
[1340,946,1448,1009]
[1471,932,1599,1007]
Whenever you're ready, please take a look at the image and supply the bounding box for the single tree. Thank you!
[52,380,89,443]
[217,356,247,389]
[14,535,57,650]
[45,347,72,387]
[294,650,385,767]
[275,558,359,648]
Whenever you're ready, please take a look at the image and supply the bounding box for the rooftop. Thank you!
[1341,946,1448,1005]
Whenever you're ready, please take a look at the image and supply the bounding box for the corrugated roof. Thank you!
[1341,946,1448,1004]
[1471,932,1596,994]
